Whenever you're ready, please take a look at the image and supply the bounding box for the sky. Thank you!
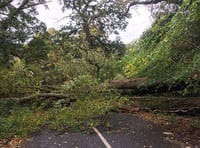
[37,1,153,44]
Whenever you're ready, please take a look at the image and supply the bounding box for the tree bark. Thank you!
[2,93,75,104]
[110,77,147,89]
[109,77,187,94]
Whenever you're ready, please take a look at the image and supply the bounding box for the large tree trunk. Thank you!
[109,77,187,94]
[110,77,147,89]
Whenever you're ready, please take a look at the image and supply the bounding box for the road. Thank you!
[22,113,185,148]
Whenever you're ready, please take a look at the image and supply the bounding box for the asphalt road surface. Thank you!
[22,113,186,148]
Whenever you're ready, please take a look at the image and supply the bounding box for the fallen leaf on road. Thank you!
[163,132,174,136]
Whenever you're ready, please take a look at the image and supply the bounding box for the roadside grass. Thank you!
[0,96,119,139]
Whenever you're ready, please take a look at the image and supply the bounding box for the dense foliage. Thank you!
[123,0,200,95]
[0,0,199,141]
[0,0,47,65]
[0,0,126,139]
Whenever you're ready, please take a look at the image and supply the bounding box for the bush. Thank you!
[0,58,41,97]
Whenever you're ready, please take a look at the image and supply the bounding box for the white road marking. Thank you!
[93,127,112,148]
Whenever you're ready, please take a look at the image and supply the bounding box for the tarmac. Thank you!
[22,113,184,148]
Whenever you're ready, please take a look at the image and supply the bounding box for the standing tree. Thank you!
[0,0,48,65]
[59,0,131,49]
[57,0,182,80]
[59,0,182,47]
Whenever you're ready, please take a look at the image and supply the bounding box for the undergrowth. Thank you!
[0,96,119,139]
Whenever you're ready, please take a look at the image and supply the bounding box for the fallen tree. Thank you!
[109,77,147,89]
[109,77,189,94]
[1,93,76,104]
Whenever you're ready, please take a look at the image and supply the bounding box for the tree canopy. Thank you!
[0,0,47,64]
[58,0,182,48]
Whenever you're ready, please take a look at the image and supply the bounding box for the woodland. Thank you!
[0,0,200,143]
